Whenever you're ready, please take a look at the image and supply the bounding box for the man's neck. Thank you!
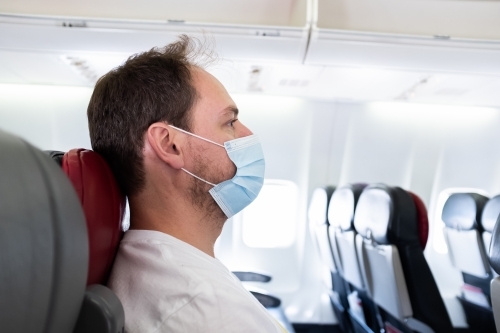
[128,191,225,257]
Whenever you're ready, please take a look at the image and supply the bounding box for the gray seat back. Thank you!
[0,129,88,333]
[442,193,490,278]
[482,195,500,277]
[353,186,412,320]
[308,186,337,273]
[487,213,500,332]
[327,184,366,290]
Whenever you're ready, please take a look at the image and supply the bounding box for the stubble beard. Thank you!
[187,143,228,229]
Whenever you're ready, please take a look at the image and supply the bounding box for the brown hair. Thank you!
[87,35,207,197]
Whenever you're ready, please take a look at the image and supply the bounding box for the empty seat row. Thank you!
[309,183,453,333]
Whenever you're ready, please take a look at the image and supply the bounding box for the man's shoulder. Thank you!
[107,230,283,333]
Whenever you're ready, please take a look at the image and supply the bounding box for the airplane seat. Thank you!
[482,195,500,277]
[308,186,354,332]
[441,192,495,332]
[308,186,337,276]
[328,183,381,333]
[488,212,500,332]
[354,184,453,333]
[0,130,88,333]
[47,148,126,333]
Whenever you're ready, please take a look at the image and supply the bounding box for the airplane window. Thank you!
[433,187,489,254]
[240,179,298,248]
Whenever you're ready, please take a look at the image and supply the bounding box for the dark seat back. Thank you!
[0,130,88,333]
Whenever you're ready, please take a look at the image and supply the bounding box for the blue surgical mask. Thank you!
[168,125,265,218]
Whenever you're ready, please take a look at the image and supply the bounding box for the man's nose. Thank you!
[237,122,253,137]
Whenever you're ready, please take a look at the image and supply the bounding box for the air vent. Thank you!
[434,88,468,96]
[59,56,98,83]
[279,79,309,87]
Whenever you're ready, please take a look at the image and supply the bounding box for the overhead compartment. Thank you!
[305,0,500,75]
[0,0,310,63]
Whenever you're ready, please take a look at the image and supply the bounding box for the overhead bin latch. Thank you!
[255,30,280,37]
[61,21,87,28]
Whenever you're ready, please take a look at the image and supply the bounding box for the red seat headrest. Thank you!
[408,192,429,249]
[62,149,125,285]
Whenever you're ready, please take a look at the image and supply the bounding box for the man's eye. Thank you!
[229,119,238,128]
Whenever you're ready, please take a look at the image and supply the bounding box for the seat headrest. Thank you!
[61,149,126,286]
[482,195,500,233]
[308,186,335,226]
[442,193,488,231]
[328,183,366,231]
[353,184,419,246]
[0,130,88,332]
[408,192,429,249]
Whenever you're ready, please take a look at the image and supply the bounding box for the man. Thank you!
[87,35,286,332]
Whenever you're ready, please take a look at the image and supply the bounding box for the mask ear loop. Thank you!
[168,125,224,148]
[181,168,216,187]
[167,124,221,186]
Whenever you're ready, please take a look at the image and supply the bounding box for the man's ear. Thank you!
[146,123,184,170]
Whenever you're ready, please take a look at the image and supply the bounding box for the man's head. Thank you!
[87,35,252,223]
[87,35,197,197]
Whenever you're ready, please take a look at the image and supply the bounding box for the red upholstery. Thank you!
[62,149,125,285]
[409,192,429,249]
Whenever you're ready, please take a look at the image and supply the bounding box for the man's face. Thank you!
[183,67,252,218]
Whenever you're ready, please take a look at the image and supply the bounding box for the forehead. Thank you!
[190,67,236,116]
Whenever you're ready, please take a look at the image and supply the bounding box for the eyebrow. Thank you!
[222,106,239,117]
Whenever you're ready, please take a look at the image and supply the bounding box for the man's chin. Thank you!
[188,180,227,224]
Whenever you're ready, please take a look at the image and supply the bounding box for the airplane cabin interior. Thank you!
[2,0,500,332]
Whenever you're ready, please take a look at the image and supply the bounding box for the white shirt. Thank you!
[107,230,286,333]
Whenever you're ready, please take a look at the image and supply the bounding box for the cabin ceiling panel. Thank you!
[0,18,308,63]
[407,74,500,107]
[305,30,500,75]
[307,67,425,101]
[0,50,88,85]
[317,0,500,40]
[1,0,308,27]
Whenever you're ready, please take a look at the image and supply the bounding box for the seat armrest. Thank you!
[73,285,124,333]
[233,271,272,282]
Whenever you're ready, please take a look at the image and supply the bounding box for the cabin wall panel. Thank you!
[0,83,92,151]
